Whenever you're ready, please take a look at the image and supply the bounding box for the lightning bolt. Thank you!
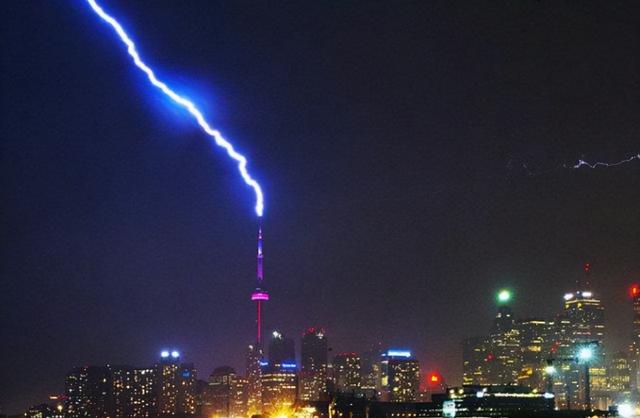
[509,153,640,177]
[572,154,640,169]
[85,0,264,217]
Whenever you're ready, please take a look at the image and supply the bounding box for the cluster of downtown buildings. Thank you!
[463,270,640,413]
[22,281,640,418]
[24,330,424,418]
[18,257,640,418]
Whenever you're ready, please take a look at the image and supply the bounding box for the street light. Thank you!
[576,343,597,412]
[578,347,593,362]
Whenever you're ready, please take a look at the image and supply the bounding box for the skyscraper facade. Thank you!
[157,351,197,417]
[379,350,420,402]
[462,336,491,386]
[629,284,640,392]
[562,289,607,409]
[65,366,114,418]
[487,303,522,385]
[299,327,328,401]
[204,366,247,418]
[333,353,362,394]
[516,318,553,391]
[245,344,263,416]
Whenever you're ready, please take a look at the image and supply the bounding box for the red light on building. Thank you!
[584,263,591,273]
[426,372,442,388]
[630,284,640,298]
[486,353,494,361]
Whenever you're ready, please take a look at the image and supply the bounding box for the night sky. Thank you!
[2,0,639,413]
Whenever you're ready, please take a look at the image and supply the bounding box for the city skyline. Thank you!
[8,276,640,415]
[2,0,639,415]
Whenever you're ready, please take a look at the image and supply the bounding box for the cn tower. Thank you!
[250,220,269,343]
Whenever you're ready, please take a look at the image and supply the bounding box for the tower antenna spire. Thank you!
[251,219,269,343]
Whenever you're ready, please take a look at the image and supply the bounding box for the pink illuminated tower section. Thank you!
[251,220,269,343]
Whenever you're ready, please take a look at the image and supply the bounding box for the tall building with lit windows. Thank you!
[628,284,640,391]
[261,363,298,414]
[299,327,328,401]
[131,367,157,417]
[110,365,135,418]
[608,352,632,401]
[516,319,553,391]
[379,350,420,402]
[157,351,197,417]
[462,336,491,386]
[333,353,362,394]
[65,366,114,418]
[245,344,263,416]
[562,287,607,409]
[487,292,522,385]
[204,366,247,418]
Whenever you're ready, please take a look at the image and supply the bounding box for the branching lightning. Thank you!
[86,0,264,217]
[510,153,640,177]
[572,154,640,169]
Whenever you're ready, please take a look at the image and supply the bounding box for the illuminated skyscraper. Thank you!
[261,363,298,414]
[204,367,247,418]
[379,350,420,402]
[131,367,157,418]
[157,352,180,416]
[360,343,383,398]
[487,292,522,385]
[300,327,328,401]
[333,353,362,394]
[629,283,640,391]
[176,363,197,416]
[110,365,135,418]
[562,286,607,409]
[157,351,197,417]
[245,344,263,416]
[462,336,491,386]
[608,352,632,402]
[65,366,114,418]
[516,319,553,391]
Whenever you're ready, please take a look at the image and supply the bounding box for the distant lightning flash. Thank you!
[572,154,640,169]
[86,0,264,217]
[511,153,640,177]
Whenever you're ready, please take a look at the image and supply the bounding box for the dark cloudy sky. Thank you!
[1,0,639,413]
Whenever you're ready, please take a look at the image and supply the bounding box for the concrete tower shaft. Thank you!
[251,219,269,343]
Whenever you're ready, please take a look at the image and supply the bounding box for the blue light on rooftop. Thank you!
[386,349,412,358]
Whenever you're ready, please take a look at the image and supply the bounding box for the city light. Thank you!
[578,346,593,362]
[386,349,412,358]
[543,392,555,399]
[618,403,635,418]
[428,372,441,384]
[170,350,180,359]
[563,292,574,301]
[497,289,512,304]
[160,350,169,358]
[630,284,640,298]
[544,365,556,375]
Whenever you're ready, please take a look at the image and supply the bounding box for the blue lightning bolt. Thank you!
[86,0,264,217]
